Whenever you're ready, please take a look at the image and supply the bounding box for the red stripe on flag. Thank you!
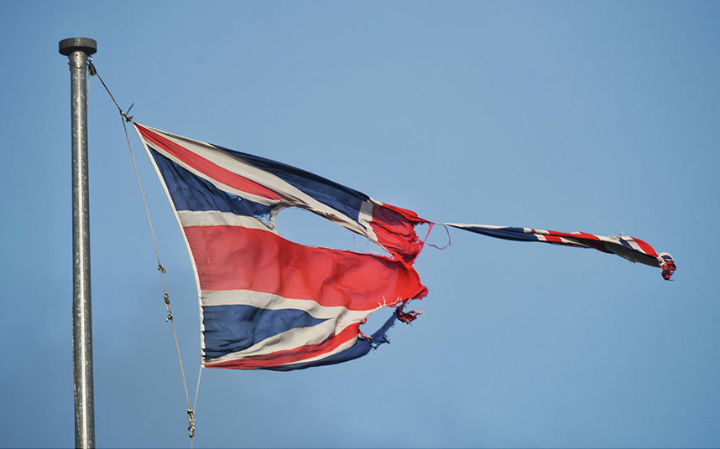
[543,230,611,252]
[546,230,600,241]
[630,237,658,257]
[184,225,428,310]
[543,235,563,243]
[204,323,360,369]
[573,232,600,241]
[135,124,283,201]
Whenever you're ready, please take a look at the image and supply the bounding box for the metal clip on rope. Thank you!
[164,293,173,322]
[187,409,196,439]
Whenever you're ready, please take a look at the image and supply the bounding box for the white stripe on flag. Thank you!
[201,289,378,322]
[177,210,276,232]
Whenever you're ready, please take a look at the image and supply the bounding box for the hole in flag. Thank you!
[274,208,390,257]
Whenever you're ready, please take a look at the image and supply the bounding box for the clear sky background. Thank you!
[1,1,719,448]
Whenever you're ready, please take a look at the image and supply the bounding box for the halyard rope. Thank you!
[89,61,200,448]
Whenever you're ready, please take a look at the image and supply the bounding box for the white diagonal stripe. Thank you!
[203,316,356,363]
[143,125,370,239]
[200,289,382,363]
[177,210,275,232]
[201,289,378,323]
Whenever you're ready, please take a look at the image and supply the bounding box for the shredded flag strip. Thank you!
[134,123,676,371]
[444,224,677,280]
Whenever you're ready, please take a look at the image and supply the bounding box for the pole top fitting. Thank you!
[59,37,97,56]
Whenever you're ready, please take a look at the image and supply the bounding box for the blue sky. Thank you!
[1,1,719,447]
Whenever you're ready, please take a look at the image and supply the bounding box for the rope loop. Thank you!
[426,224,452,250]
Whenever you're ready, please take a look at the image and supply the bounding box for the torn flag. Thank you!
[133,123,675,371]
[133,123,429,370]
[443,224,676,280]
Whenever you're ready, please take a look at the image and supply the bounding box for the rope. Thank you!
[89,61,201,447]
[193,365,203,412]
[426,224,452,250]
[88,61,133,122]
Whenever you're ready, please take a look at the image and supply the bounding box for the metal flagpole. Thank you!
[59,37,97,449]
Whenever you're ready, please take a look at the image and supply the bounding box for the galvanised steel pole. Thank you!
[59,37,97,449]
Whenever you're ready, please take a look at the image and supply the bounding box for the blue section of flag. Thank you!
[202,305,328,359]
[151,149,274,217]
[460,226,540,242]
[266,339,374,371]
[216,145,369,223]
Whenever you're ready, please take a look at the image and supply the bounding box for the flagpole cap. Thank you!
[59,37,97,56]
